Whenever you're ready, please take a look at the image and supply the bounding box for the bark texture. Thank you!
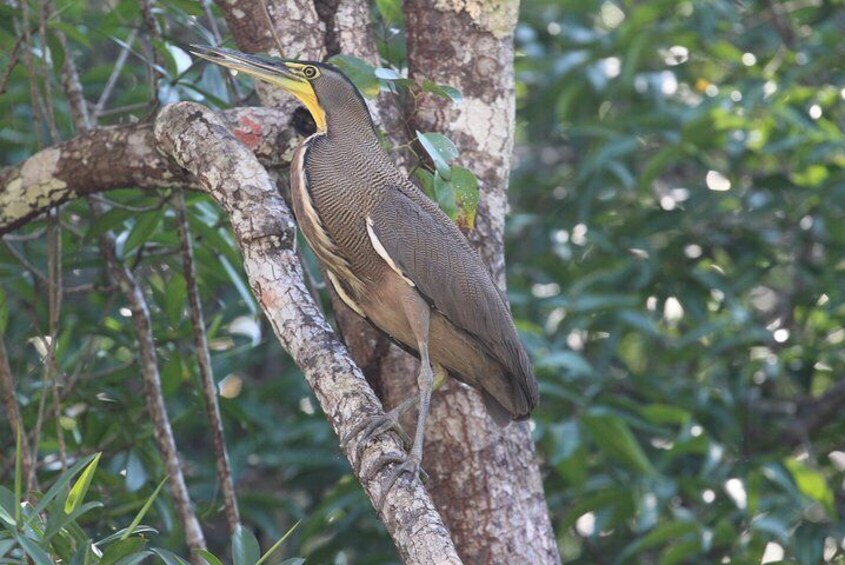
[0,107,294,234]
[155,102,461,564]
[405,0,560,562]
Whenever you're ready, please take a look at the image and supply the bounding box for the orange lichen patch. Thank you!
[234,114,262,149]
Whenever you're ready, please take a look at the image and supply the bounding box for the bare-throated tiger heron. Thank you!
[191,45,539,497]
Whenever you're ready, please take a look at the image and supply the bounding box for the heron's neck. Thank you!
[324,94,380,148]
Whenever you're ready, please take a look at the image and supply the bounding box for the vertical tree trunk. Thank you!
[400,1,561,562]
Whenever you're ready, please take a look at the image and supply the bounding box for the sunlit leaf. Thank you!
[65,453,101,514]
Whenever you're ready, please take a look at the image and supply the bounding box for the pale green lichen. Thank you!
[433,0,519,39]
[3,147,69,223]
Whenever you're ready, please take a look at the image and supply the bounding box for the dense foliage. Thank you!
[2,0,844,563]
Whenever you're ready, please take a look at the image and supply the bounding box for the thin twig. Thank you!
[92,200,208,561]
[38,0,61,143]
[20,0,44,148]
[137,0,164,104]
[174,190,240,534]
[0,340,34,490]
[201,0,243,100]
[3,239,49,284]
[0,36,24,95]
[54,14,206,559]
[257,0,285,55]
[94,29,138,117]
[46,210,67,471]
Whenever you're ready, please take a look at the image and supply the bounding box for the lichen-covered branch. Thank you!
[0,107,294,235]
[154,101,461,565]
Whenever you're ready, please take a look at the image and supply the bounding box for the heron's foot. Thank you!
[370,453,428,513]
[340,411,411,472]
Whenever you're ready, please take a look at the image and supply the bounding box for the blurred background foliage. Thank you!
[1,0,845,563]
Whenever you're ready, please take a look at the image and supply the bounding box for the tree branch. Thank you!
[173,190,240,534]
[94,201,208,560]
[0,339,34,489]
[154,101,461,564]
[0,107,295,235]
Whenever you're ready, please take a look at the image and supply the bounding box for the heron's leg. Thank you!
[346,365,448,473]
[374,297,435,510]
[341,396,415,465]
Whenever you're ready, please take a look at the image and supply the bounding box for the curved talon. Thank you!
[340,413,411,473]
[377,457,424,513]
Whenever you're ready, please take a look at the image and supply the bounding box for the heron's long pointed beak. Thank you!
[190,44,327,131]
[190,45,303,86]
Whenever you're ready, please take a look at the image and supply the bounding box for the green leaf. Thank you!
[120,477,167,541]
[449,166,479,230]
[280,559,306,565]
[328,55,379,98]
[164,273,187,327]
[14,427,22,525]
[27,454,99,526]
[413,169,436,200]
[48,21,91,48]
[375,0,402,24]
[45,502,103,542]
[152,548,191,565]
[17,535,54,565]
[220,255,257,316]
[97,526,158,547]
[113,551,154,565]
[122,208,166,257]
[65,452,101,514]
[85,208,133,241]
[433,171,458,220]
[374,67,403,81]
[232,523,261,565]
[0,285,8,335]
[582,411,656,476]
[784,458,836,518]
[196,549,224,565]
[256,520,300,565]
[417,131,459,180]
[100,537,146,565]
[421,79,463,103]
[0,538,15,558]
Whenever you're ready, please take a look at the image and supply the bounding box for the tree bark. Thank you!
[403,1,560,562]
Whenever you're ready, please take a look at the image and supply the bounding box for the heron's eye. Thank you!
[303,66,318,79]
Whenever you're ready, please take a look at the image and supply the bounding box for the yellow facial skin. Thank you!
[191,46,327,132]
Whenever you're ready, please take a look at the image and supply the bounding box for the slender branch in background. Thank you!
[0,36,23,95]
[0,340,34,489]
[46,213,67,471]
[94,29,138,118]
[2,239,49,284]
[38,0,61,143]
[93,201,207,562]
[53,15,206,560]
[19,0,44,149]
[137,0,164,102]
[173,190,240,534]
[201,0,244,100]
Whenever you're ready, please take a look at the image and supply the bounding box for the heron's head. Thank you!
[191,45,368,135]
